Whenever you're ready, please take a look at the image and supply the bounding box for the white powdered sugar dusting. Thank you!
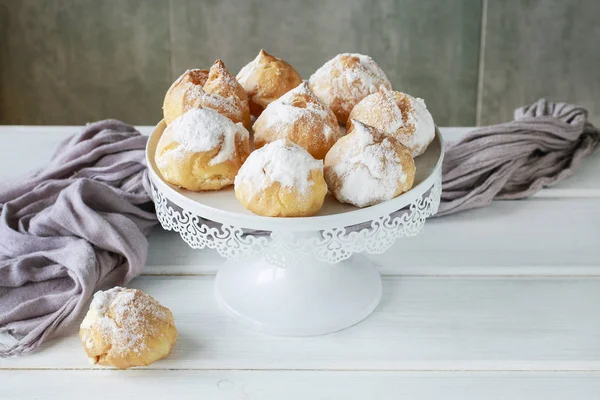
[322,123,334,140]
[344,54,387,94]
[258,82,331,131]
[401,95,435,157]
[332,123,407,207]
[260,99,306,129]
[214,67,241,91]
[381,88,405,133]
[158,108,248,167]
[171,65,245,122]
[357,54,389,83]
[91,287,130,314]
[353,90,435,158]
[235,139,323,195]
[389,95,435,157]
[309,53,391,110]
[236,52,261,89]
[186,90,243,120]
[80,287,170,358]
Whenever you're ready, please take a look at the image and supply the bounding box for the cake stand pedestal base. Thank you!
[148,121,443,335]
[214,254,382,336]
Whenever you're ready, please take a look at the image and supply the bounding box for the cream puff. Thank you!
[155,108,250,191]
[309,53,392,124]
[236,49,303,117]
[79,287,177,370]
[163,60,251,128]
[252,82,342,159]
[234,139,327,217]
[324,120,415,208]
[348,88,435,157]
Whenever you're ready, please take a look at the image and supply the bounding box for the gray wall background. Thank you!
[0,0,598,127]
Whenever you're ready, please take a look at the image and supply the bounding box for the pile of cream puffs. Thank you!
[155,50,435,217]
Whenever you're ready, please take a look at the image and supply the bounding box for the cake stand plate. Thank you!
[147,120,444,336]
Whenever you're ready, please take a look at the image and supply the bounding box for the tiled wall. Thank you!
[0,0,598,126]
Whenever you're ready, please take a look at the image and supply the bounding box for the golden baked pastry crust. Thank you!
[79,288,177,370]
[163,60,251,128]
[348,89,435,157]
[156,131,249,191]
[234,139,327,217]
[253,82,342,160]
[237,49,302,117]
[309,53,392,124]
[236,169,327,217]
[324,121,415,208]
[155,108,250,192]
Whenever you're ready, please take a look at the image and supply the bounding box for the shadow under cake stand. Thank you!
[147,120,444,336]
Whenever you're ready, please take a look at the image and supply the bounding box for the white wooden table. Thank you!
[1,126,599,399]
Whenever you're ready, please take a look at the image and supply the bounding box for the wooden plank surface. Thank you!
[2,276,600,370]
[1,126,600,399]
[4,371,600,400]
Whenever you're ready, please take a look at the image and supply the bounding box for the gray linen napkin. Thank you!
[0,120,157,357]
[437,99,600,216]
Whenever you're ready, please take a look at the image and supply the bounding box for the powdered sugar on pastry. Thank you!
[348,89,435,157]
[380,88,405,132]
[185,89,243,121]
[235,139,323,195]
[157,108,249,168]
[310,53,390,104]
[181,61,247,122]
[260,96,308,130]
[252,82,342,159]
[236,52,261,91]
[206,60,246,98]
[334,125,403,206]
[163,60,250,127]
[400,96,435,157]
[309,53,391,122]
[236,50,303,118]
[260,83,331,132]
[80,287,171,359]
[346,54,387,93]
[325,121,415,208]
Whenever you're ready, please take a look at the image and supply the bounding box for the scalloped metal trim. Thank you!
[151,168,441,265]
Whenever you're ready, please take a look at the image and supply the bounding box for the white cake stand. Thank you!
[146,120,443,336]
